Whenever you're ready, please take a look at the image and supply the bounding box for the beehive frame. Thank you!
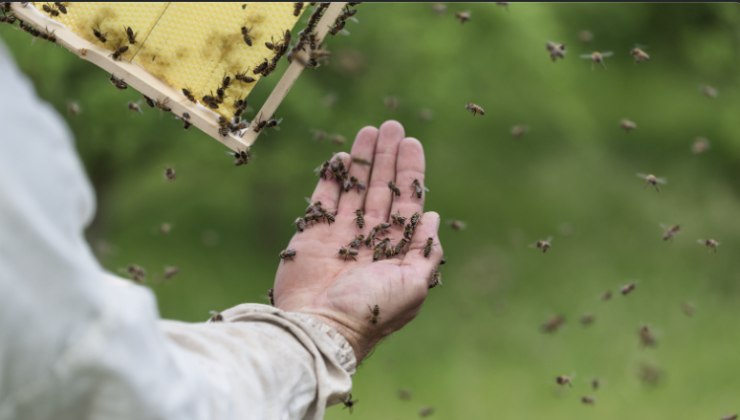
[8,2,348,152]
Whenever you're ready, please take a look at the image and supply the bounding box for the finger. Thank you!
[402,212,443,290]
[309,152,351,212]
[364,120,405,222]
[337,126,379,216]
[389,138,426,221]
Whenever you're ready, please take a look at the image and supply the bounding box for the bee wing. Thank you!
[656,177,668,185]
[636,173,649,180]
[601,51,614,57]
[546,236,553,243]
[696,239,706,245]
[579,53,593,59]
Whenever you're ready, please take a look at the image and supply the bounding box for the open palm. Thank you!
[273,121,443,361]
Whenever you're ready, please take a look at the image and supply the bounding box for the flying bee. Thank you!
[455,10,471,23]
[354,209,365,228]
[638,362,662,386]
[620,118,637,132]
[42,3,59,16]
[331,134,347,145]
[391,211,406,226]
[660,224,680,241]
[431,3,447,14]
[154,98,171,112]
[54,2,67,14]
[578,29,593,43]
[545,41,566,61]
[411,178,427,199]
[383,96,399,110]
[555,375,572,387]
[388,181,401,197]
[164,167,176,181]
[368,304,380,324]
[423,237,434,258]
[591,378,600,390]
[601,290,613,301]
[338,246,358,261]
[397,389,412,401]
[127,101,142,113]
[342,394,357,414]
[511,124,529,139]
[348,234,365,249]
[541,314,565,333]
[125,26,137,44]
[700,84,718,98]
[293,2,304,16]
[419,407,435,418]
[580,313,595,326]
[637,173,667,191]
[111,45,129,61]
[66,101,81,116]
[639,325,657,347]
[580,51,613,69]
[126,264,146,283]
[109,74,127,89]
[240,25,253,46]
[163,266,179,280]
[691,136,710,155]
[621,282,637,296]
[681,301,695,317]
[209,310,224,322]
[581,396,595,405]
[92,26,107,43]
[697,238,720,252]
[721,415,738,420]
[531,237,553,253]
[447,219,466,231]
[465,102,485,116]
[630,46,650,63]
[232,148,251,166]
[181,88,196,102]
[279,248,297,261]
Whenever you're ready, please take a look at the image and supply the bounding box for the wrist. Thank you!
[305,313,371,363]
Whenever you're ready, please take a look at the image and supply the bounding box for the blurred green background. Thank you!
[2,2,740,419]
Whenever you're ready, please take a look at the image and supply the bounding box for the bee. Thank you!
[555,375,572,387]
[181,88,196,103]
[620,118,637,132]
[209,310,224,322]
[322,211,335,225]
[423,237,434,258]
[373,239,389,261]
[591,378,600,390]
[691,136,710,155]
[163,266,179,280]
[216,87,226,102]
[331,134,347,145]
[637,173,667,191]
[419,407,435,418]
[639,325,657,347]
[465,102,485,116]
[697,238,720,252]
[531,237,553,253]
[681,301,695,317]
[630,47,650,63]
[54,2,67,14]
[267,288,275,306]
[383,96,399,110]
[419,108,434,122]
[394,237,409,255]
[66,101,81,117]
[580,51,613,69]
[354,209,365,228]
[700,84,718,98]
[541,314,565,333]
[220,75,231,90]
[126,264,146,283]
[545,41,566,61]
[42,3,59,17]
[127,101,142,113]
[241,26,253,46]
[154,98,171,112]
[388,181,401,197]
[234,71,256,84]
[164,167,176,181]
[581,396,595,405]
[431,3,447,14]
[329,18,346,36]
[342,393,357,414]
[411,178,427,199]
[397,389,412,401]
[92,26,107,43]
[159,223,172,234]
[660,224,680,241]
[511,124,529,139]
[218,116,230,137]
[578,30,593,43]
[368,304,380,324]
[0,14,17,24]
[125,26,137,44]
[638,362,662,386]
[143,95,155,107]
[109,74,128,90]
[293,2,304,16]
[621,282,637,296]
[375,223,391,237]
[293,217,306,233]
[455,10,471,23]
[447,219,466,231]
[338,246,358,261]
[721,415,738,420]
[429,267,442,288]
[279,248,297,261]
[580,313,595,326]
[232,148,251,166]
[601,290,613,301]
[202,94,219,109]
[409,212,422,227]
[391,211,406,226]
[348,234,365,249]
[111,45,129,61]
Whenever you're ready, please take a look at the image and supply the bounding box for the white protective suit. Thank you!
[0,42,355,420]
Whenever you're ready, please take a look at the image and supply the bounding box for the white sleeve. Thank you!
[0,42,354,420]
